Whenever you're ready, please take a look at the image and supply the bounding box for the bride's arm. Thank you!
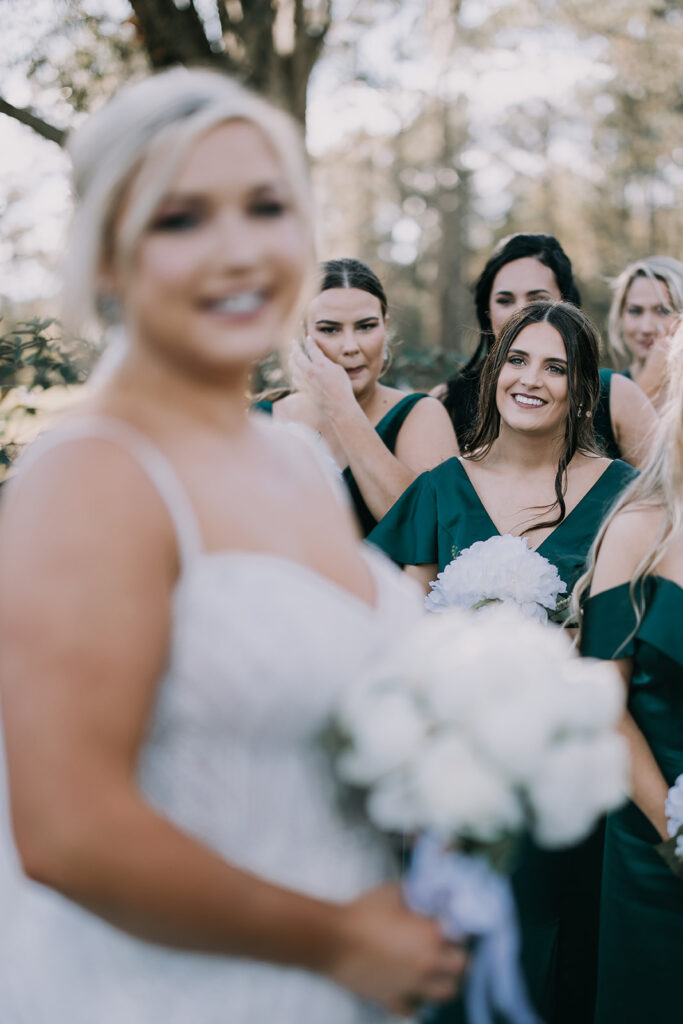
[0,441,463,1014]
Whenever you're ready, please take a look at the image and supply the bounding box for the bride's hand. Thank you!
[288,336,355,419]
[327,883,466,1017]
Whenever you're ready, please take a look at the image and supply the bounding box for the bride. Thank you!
[0,69,464,1022]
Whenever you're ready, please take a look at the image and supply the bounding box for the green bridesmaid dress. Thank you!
[368,456,637,1024]
[368,456,635,591]
[581,577,683,1024]
[594,370,620,461]
[255,393,428,537]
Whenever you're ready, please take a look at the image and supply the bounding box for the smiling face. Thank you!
[621,274,677,363]
[489,257,562,339]
[306,287,386,396]
[495,321,570,437]
[116,120,309,378]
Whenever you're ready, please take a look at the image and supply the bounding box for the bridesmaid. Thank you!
[606,255,683,410]
[370,300,637,1024]
[577,320,683,1024]
[257,258,459,535]
[432,232,656,467]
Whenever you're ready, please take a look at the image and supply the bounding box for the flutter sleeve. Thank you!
[580,583,639,660]
[367,471,438,567]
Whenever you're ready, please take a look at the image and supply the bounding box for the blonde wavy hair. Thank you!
[63,67,316,340]
[574,318,683,634]
[606,256,683,364]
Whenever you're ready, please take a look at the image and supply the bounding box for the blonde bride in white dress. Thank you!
[0,70,465,1022]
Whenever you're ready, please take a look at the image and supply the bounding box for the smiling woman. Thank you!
[256,257,459,535]
[432,233,657,468]
[0,69,466,1022]
[369,300,637,1024]
[607,256,683,410]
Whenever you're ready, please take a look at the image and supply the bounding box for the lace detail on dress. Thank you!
[0,418,422,1024]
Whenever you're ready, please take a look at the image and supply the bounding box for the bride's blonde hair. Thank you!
[574,318,683,632]
[63,67,315,339]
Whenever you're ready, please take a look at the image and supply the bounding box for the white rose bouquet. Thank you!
[425,535,568,624]
[336,605,628,1024]
[657,774,683,879]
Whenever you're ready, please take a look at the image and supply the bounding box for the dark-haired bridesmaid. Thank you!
[432,232,657,467]
[257,257,459,535]
[370,300,637,1024]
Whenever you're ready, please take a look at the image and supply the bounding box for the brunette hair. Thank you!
[468,233,581,371]
[317,258,388,318]
[466,300,601,532]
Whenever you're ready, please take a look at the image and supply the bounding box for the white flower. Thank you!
[333,602,630,853]
[529,734,629,847]
[411,734,524,842]
[665,774,683,838]
[553,657,624,733]
[425,534,566,620]
[337,689,428,785]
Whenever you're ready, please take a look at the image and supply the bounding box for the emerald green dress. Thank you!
[581,577,683,1024]
[594,369,620,461]
[368,456,637,1024]
[368,456,635,589]
[254,393,428,537]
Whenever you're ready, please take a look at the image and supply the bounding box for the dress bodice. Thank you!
[369,456,637,595]
[582,577,683,789]
[0,417,422,1023]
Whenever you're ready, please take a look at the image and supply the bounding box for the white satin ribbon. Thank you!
[403,833,544,1024]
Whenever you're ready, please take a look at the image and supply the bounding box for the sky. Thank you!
[0,0,615,310]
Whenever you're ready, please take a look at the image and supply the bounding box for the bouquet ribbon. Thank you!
[403,833,544,1024]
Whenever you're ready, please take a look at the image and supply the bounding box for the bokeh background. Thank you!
[1,0,682,453]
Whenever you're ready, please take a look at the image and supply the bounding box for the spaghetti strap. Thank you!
[16,416,204,567]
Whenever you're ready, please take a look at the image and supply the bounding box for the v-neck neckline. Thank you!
[453,457,619,555]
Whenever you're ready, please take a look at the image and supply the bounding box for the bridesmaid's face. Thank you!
[496,322,569,437]
[306,288,386,395]
[622,275,676,362]
[489,258,562,338]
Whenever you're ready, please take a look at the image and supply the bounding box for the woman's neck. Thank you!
[354,380,384,418]
[93,345,251,439]
[484,422,566,473]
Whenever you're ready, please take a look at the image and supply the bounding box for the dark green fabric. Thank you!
[369,457,636,595]
[581,577,683,1024]
[253,393,428,538]
[342,393,428,537]
[594,369,620,460]
[370,456,637,1024]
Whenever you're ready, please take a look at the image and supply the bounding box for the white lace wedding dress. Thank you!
[0,418,422,1023]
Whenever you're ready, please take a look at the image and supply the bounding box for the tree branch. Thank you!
[0,96,66,146]
[129,0,218,67]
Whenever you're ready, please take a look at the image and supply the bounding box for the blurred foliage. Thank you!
[2,0,682,390]
[0,318,94,470]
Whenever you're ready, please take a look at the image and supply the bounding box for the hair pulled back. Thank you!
[318,258,388,318]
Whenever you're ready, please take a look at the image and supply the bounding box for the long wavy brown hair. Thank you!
[465,300,601,533]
